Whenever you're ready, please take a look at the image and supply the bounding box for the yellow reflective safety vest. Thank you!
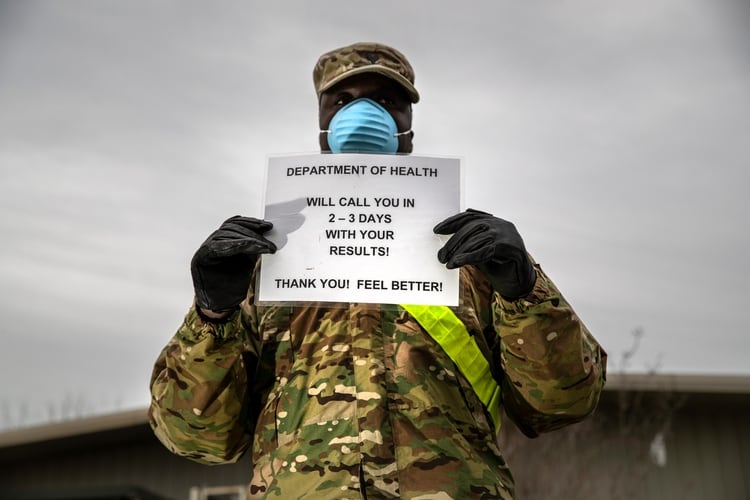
[401,304,502,431]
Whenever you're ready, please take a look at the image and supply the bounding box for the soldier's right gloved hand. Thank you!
[191,216,277,312]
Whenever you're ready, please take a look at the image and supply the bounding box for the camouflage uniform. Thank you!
[149,263,606,499]
[150,41,606,498]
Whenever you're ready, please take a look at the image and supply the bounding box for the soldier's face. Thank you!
[318,73,413,153]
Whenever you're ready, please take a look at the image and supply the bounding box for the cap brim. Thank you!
[317,65,420,103]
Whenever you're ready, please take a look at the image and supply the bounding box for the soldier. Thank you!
[149,42,607,499]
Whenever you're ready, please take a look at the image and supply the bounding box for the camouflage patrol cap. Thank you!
[313,42,420,103]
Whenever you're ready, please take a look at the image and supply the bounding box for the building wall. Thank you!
[501,390,750,500]
[0,424,252,500]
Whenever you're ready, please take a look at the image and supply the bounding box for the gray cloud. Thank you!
[1,0,748,430]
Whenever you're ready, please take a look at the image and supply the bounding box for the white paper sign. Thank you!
[258,153,461,305]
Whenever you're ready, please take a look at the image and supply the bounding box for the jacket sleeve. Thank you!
[148,304,259,464]
[493,263,607,437]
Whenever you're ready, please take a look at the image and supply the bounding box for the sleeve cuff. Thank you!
[494,263,560,314]
[178,306,244,343]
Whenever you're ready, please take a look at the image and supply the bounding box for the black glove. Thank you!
[191,216,277,311]
[434,209,536,300]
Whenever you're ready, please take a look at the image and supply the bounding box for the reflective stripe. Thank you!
[401,304,502,431]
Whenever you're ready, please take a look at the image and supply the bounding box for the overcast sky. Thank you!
[1,0,748,430]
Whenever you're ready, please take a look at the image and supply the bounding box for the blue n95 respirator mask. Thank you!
[322,98,411,154]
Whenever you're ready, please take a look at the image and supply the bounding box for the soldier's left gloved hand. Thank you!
[434,209,537,300]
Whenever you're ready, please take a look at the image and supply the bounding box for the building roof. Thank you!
[604,372,750,393]
[1,373,749,451]
[0,407,149,461]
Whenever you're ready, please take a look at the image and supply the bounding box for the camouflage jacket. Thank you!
[149,263,606,499]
